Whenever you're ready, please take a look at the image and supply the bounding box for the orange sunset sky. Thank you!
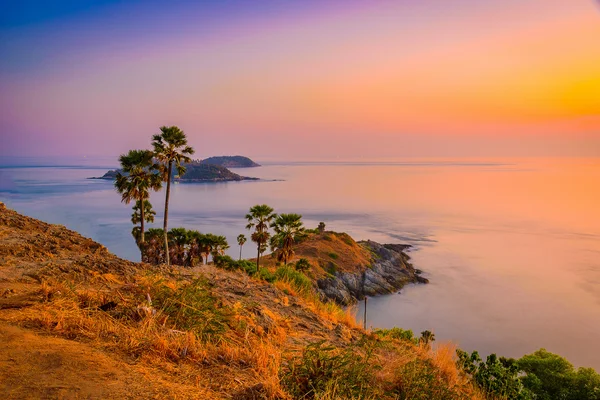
[1,0,599,158]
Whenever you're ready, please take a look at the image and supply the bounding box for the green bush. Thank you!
[327,252,339,260]
[294,258,311,272]
[275,266,313,294]
[257,268,276,283]
[517,349,600,400]
[155,278,230,341]
[281,340,379,399]
[456,350,531,400]
[373,327,418,345]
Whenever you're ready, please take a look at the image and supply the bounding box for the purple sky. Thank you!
[1,0,599,159]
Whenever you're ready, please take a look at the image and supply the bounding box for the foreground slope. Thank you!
[0,203,481,399]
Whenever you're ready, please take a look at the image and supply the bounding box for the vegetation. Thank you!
[318,221,326,233]
[200,155,260,168]
[237,233,246,260]
[245,204,276,273]
[2,203,599,399]
[457,348,600,400]
[114,149,162,253]
[151,126,195,266]
[270,213,305,265]
[294,257,311,272]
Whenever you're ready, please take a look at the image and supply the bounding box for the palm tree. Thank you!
[198,233,216,265]
[420,330,435,347]
[145,228,165,264]
[152,126,195,266]
[237,234,247,261]
[131,200,156,227]
[168,227,189,266]
[271,213,305,265]
[245,204,275,273]
[186,230,203,267]
[318,222,326,234]
[211,235,230,260]
[115,150,162,256]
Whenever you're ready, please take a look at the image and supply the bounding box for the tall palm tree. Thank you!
[271,213,305,265]
[237,234,247,261]
[152,126,195,266]
[245,204,275,273]
[115,150,162,256]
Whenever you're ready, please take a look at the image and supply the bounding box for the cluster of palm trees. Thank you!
[115,127,307,270]
[115,126,194,265]
[140,228,229,266]
[245,204,306,271]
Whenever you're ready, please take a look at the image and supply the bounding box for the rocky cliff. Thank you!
[259,231,428,306]
[316,241,428,305]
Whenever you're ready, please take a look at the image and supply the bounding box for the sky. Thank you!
[1,0,599,159]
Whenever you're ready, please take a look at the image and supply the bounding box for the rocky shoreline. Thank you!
[316,240,428,305]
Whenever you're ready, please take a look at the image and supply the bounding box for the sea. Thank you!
[1,156,599,369]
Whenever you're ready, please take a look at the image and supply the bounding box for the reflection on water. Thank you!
[1,157,599,368]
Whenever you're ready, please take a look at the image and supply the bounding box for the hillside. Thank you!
[0,203,481,399]
[201,156,260,168]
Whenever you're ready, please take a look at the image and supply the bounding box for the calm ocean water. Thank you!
[1,157,599,368]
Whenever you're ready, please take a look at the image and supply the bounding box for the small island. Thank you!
[200,155,260,168]
[91,159,259,182]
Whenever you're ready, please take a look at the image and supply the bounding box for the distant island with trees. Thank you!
[91,155,261,183]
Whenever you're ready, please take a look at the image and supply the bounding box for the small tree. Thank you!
[294,258,311,272]
[245,204,276,273]
[419,330,435,347]
[114,149,162,257]
[271,213,305,265]
[237,234,247,261]
[318,222,326,234]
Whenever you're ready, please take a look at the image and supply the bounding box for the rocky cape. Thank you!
[316,241,428,305]
[259,231,428,306]
[90,162,259,182]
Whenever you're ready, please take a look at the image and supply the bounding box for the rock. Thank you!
[316,241,428,305]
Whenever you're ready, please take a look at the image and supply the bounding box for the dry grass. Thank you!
[0,203,487,399]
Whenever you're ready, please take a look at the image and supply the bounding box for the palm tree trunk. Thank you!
[163,162,172,266]
[256,245,261,273]
[239,245,242,261]
[140,198,145,260]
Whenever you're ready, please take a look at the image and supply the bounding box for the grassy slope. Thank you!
[0,203,482,399]
[258,231,373,279]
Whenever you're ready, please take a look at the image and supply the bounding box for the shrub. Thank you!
[154,278,231,341]
[327,252,339,260]
[373,327,418,345]
[281,340,379,399]
[456,350,531,400]
[294,258,311,272]
[517,348,600,400]
[257,268,276,283]
[275,266,313,294]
